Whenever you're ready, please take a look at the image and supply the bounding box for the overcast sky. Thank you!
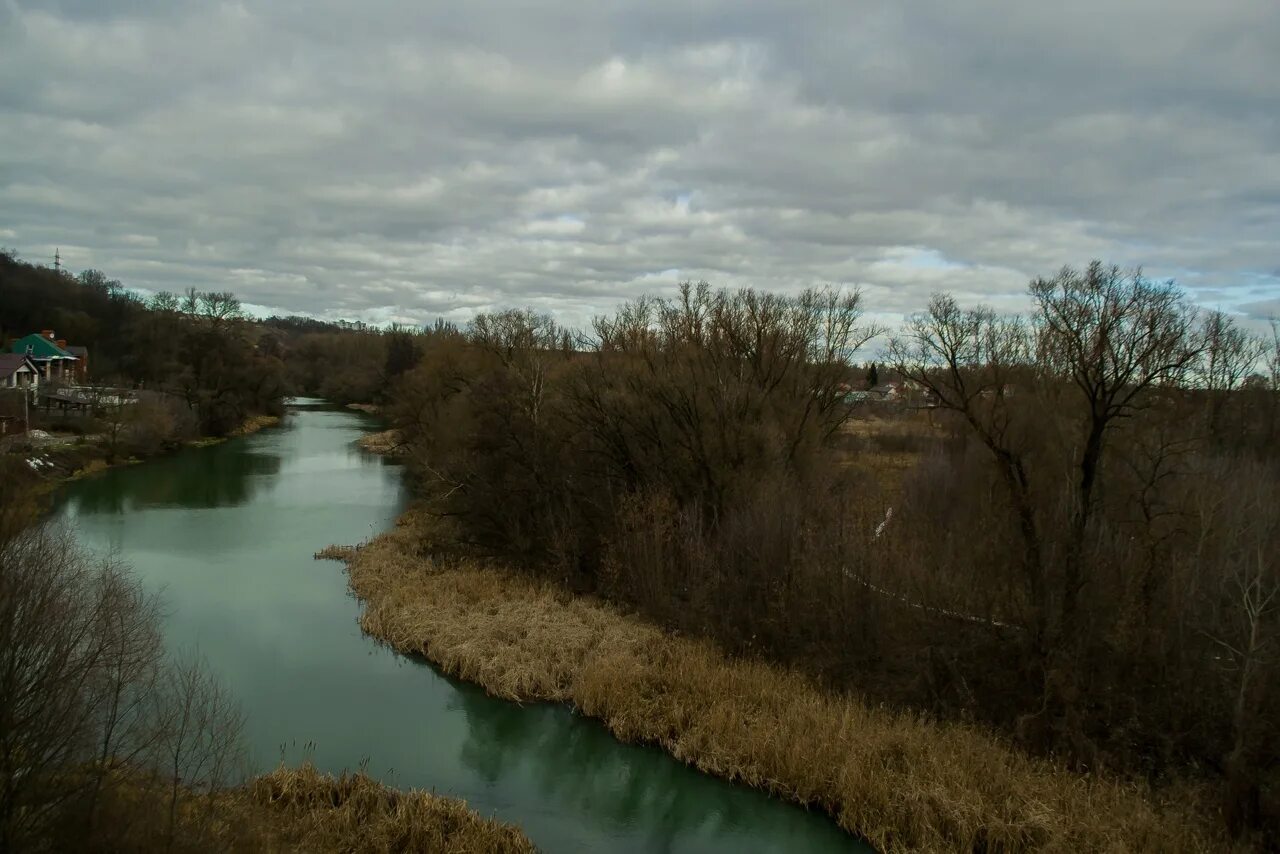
[2,1,1278,329]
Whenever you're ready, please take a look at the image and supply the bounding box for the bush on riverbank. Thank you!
[321,506,1222,853]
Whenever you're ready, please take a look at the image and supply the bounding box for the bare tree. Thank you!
[149,291,181,314]
[1196,467,1279,835]
[1195,309,1266,441]
[95,384,138,463]
[469,309,571,427]
[84,568,166,829]
[156,653,245,850]
[886,294,1045,637]
[0,526,162,849]
[887,267,1205,760]
[1030,263,1201,640]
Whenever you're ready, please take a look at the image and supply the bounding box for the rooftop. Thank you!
[0,353,38,378]
[9,332,76,360]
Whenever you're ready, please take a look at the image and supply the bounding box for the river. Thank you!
[54,400,867,853]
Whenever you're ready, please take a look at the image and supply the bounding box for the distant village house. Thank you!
[6,330,88,383]
[0,353,40,390]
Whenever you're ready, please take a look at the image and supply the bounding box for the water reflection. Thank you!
[71,446,283,512]
[452,685,774,846]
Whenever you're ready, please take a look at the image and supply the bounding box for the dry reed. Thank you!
[356,428,404,456]
[85,762,533,852]
[248,763,534,853]
[318,505,1224,853]
[228,414,281,437]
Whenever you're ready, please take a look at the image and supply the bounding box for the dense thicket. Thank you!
[387,269,1279,844]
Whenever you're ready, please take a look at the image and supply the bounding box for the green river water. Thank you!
[54,400,868,853]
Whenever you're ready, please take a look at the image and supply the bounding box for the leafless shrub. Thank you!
[155,653,246,848]
[0,525,166,848]
[0,520,247,851]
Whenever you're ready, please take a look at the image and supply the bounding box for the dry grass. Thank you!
[837,412,935,439]
[357,428,405,457]
[80,762,533,853]
[70,457,110,478]
[319,505,1225,853]
[228,414,281,437]
[835,413,941,497]
[247,763,534,853]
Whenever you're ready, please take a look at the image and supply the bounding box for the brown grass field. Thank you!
[316,506,1225,853]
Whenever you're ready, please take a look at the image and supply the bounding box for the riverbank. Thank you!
[249,764,533,852]
[4,413,281,486]
[319,505,1220,853]
[356,427,403,456]
[228,413,282,437]
[83,762,533,852]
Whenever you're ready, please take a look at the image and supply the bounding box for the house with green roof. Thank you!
[8,330,82,382]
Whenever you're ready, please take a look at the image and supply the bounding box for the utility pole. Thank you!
[54,248,61,273]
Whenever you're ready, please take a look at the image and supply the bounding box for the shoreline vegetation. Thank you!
[227,413,282,438]
[10,413,282,487]
[355,426,403,456]
[64,761,534,852]
[318,502,1219,853]
[245,763,534,852]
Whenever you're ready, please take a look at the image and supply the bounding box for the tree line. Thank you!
[377,265,1278,844]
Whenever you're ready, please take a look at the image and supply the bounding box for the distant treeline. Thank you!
[262,316,451,406]
[0,250,443,435]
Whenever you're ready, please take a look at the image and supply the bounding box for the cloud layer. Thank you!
[3,0,1278,327]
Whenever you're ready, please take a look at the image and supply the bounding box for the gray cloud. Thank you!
[2,0,1277,329]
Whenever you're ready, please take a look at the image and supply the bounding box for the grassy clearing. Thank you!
[318,506,1223,853]
[834,412,939,498]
